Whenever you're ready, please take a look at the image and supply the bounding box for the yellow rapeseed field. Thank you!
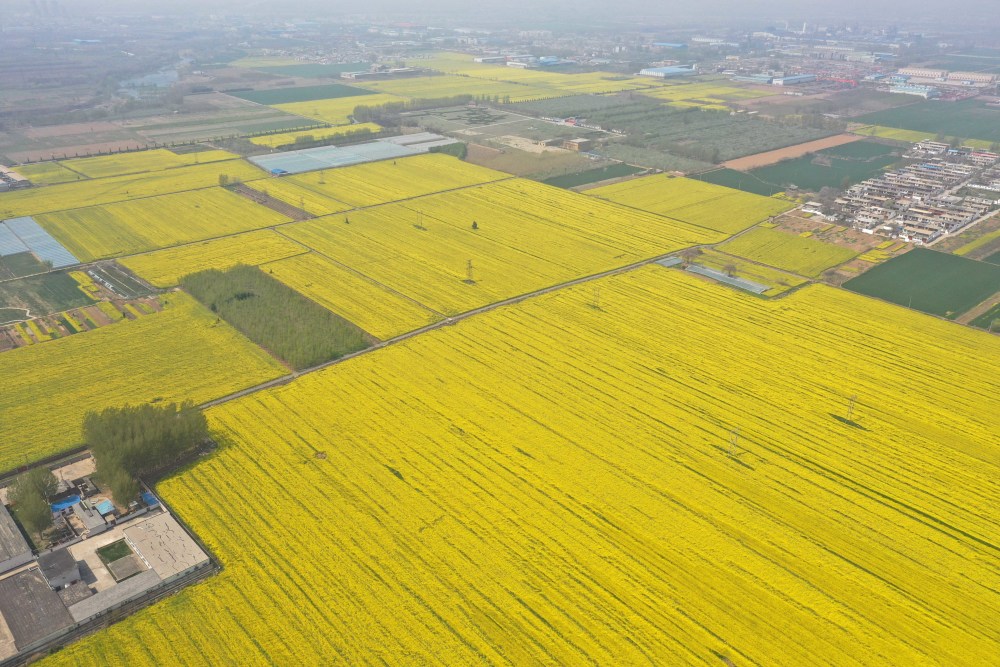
[357,75,555,103]
[57,148,238,179]
[248,123,383,148]
[0,160,265,218]
[35,188,291,262]
[281,178,721,315]
[275,94,406,125]
[120,230,307,287]
[264,251,442,339]
[718,226,858,276]
[13,161,83,185]
[588,174,793,235]
[0,292,285,469]
[43,267,1000,665]
[639,81,775,106]
[255,153,509,212]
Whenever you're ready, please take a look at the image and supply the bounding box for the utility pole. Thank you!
[729,428,740,456]
[466,260,474,283]
[847,394,857,421]
[592,286,601,309]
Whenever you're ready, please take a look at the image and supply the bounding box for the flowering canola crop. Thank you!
[43,267,1000,666]
[121,230,307,287]
[588,173,793,235]
[0,292,285,469]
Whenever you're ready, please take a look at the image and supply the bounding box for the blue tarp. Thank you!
[51,495,81,512]
[141,491,159,507]
[95,499,116,515]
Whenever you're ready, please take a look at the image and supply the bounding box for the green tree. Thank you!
[9,467,58,535]
[84,402,208,504]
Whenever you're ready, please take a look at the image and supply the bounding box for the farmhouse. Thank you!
[37,549,81,590]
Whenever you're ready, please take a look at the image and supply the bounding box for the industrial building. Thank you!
[888,84,941,99]
[0,504,32,576]
[772,74,817,86]
[639,65,697,78]
[897,67,946,79]
[946,71,996,84]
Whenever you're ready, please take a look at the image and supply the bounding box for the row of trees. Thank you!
[85,402,208,505]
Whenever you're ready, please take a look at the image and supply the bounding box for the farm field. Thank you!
[264,252,442,339]
[0,291,285,469]
[857,99,1000,145]
[844,248,1000,318]
[281,178,721,315]
[512,94,834,164]
[0,160,265,219]
[588,174,793,235]
[0,269,94,316]
[542,163,645,189]
[120,230,307,288]
[53,148,238,179]
[230,84,375,106]
[638,80,774,108]
[690,248,809,296]
[183,266,370,370]
[43,267,1000,666]
[13,161,82,185]
[273,93,403,125]
[248,123,382,148]
[35,188,291,262]
[245,62,369,78]
[415,55,661,94]
[359,75,555,103]
[718,226,858,276]
[721,134,863,170]
[689,168,785,196]
[253,153,509,211]
[744,147,899,192]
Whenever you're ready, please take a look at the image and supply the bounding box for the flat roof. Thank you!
[0,504,31,565]
[68,569,159,623]
[0,569,73,650]
[38,549,78,582]
[72,502,107,530]
[124,513,208,579]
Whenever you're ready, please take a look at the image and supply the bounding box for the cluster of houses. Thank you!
[835,141,999,243]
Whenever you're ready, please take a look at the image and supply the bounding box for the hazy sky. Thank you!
[15,0,1000,27]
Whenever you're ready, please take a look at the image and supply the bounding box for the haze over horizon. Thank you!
[8,0,1000,28]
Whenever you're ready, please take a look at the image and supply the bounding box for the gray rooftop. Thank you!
[124,513,208,579]
[72,502,107,531]
[38,549,78,583]
[0,504,31,565]
[68,568,159,623]
[57,581,93,607]
[0,569,74,650]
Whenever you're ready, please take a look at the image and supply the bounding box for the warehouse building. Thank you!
[0,569,74,657]
[0,504,32,576]
[639,65,697,78]
[897,67,947,79]
[946,71,996,84]
[772,74,817,86]
[888,84,941,99]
